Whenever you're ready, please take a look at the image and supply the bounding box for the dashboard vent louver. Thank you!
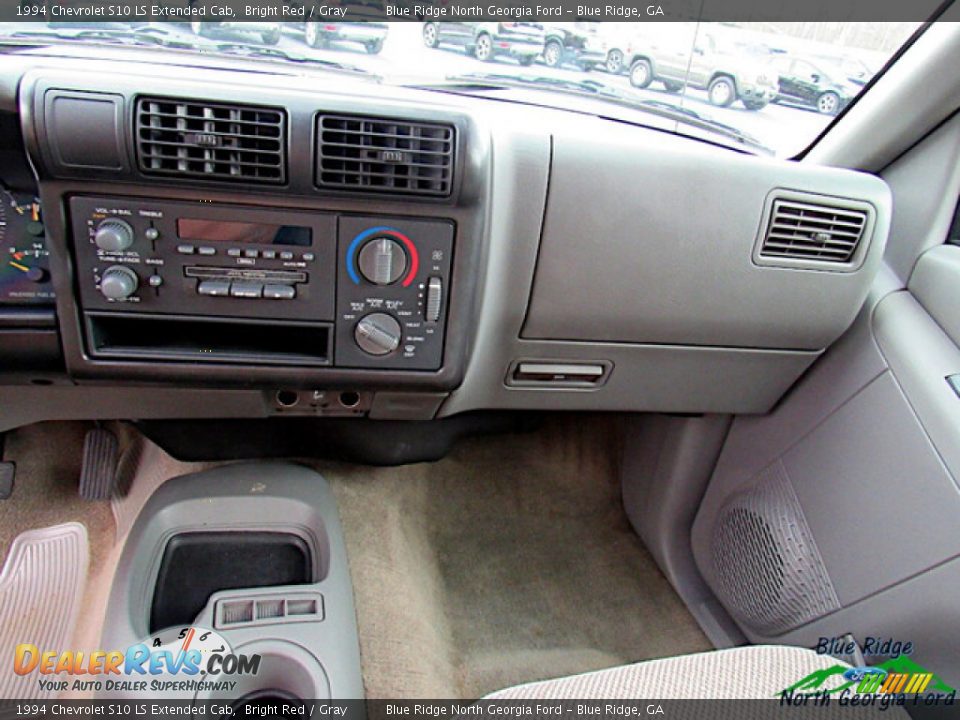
[759,198,868,264]
[316,114,454,197]
[136,98,286,184]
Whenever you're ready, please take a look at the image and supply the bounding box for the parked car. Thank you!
[594,23,637,74]
[624,26,778,111]
[422,22,545,65]
[302,22,389,54]
[190,20,282,45]
[810,53,877,87]
[541,22,605,71]
[771,55,858,115]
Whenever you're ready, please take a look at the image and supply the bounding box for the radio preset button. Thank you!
[302,253,315,262]
[197,280,230,297]
[262,249,277,260]
[230,281,264,298]
[264,284,296,300]
[177,244,196,255]
[244,249,259,259]
[227,248,242,258]
[280,251,294,261]
[198,246,216,256]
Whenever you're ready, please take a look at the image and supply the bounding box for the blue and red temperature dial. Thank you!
[346,227,419,287]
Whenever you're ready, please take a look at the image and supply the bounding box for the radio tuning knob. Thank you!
[100,265,139,300]
[354,312,402,356]
[94,219,135,253]
[357,237,407,285]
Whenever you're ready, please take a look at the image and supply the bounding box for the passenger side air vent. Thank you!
[136,98,286,184]
[316,114,454,197]
[756,193,872,270]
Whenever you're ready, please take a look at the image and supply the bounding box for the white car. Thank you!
[190,20,282,45]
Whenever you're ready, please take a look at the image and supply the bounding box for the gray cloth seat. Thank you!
[485,645,846,699]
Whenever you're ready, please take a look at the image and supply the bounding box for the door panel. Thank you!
[910,243,960,345]
[691,245,960,685]
[652,23,697,81]
[439,22,473,45]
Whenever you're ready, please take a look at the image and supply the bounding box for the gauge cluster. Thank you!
[0,189,53,304]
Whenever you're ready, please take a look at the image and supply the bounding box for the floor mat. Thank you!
[0,418,711,701]
[0,422,119,698]
[0,423,113,571]
[0,522,88,699]
[321,416,711,698]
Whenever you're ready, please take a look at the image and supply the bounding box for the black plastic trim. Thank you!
[17,66,489,392]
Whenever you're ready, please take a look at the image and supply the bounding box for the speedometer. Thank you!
[0,189,54,304]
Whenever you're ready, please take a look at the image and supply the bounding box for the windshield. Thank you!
[0,18,926,156]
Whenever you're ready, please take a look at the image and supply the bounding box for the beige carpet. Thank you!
[0,423,115,699]
[318,415,710,698]
[0,423,114,572]
[0,422,207,699]
[1,417,709,700]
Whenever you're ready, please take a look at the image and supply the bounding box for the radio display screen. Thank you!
[176,219,312,247]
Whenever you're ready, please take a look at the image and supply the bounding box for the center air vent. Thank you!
[316,114,454,197]
[756,194,871,269]
[136,98,286,184]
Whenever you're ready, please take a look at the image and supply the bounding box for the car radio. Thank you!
[68,196,454,370]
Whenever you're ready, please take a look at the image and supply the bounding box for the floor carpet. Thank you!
[319,415,710,698]
[0,417,709,700]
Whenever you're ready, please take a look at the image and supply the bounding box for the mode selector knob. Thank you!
[357,237,407,285]
[100,265,139,300]
[94,219,135,253]
[355,312,402,356]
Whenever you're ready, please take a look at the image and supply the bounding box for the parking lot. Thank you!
[0,21,835,156]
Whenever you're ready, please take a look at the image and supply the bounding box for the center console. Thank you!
[69,196,454,371]
[100,463,364,702]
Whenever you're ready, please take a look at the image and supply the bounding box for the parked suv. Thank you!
[422,22,545,65]
[624,26,778,110]
[542,22,605,71]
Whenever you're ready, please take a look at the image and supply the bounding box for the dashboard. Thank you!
[0,48,892,432]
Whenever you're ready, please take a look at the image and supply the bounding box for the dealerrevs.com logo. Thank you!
[12,627,261,694]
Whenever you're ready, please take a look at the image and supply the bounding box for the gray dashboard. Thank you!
[0,49,892,429]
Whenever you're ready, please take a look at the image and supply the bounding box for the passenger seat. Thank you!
[485,645,848,699]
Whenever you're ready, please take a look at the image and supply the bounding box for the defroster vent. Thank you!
[758,196,870,267]
[316,114,454,197]
[136,98,286,184]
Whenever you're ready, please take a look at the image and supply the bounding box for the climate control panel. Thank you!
[69,196,454,371]
[335,216,453,370]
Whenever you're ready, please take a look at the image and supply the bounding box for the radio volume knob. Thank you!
[357,237,407,285]
[100,265,139,300]
[94,219,135,252]
[355,312,402,356]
